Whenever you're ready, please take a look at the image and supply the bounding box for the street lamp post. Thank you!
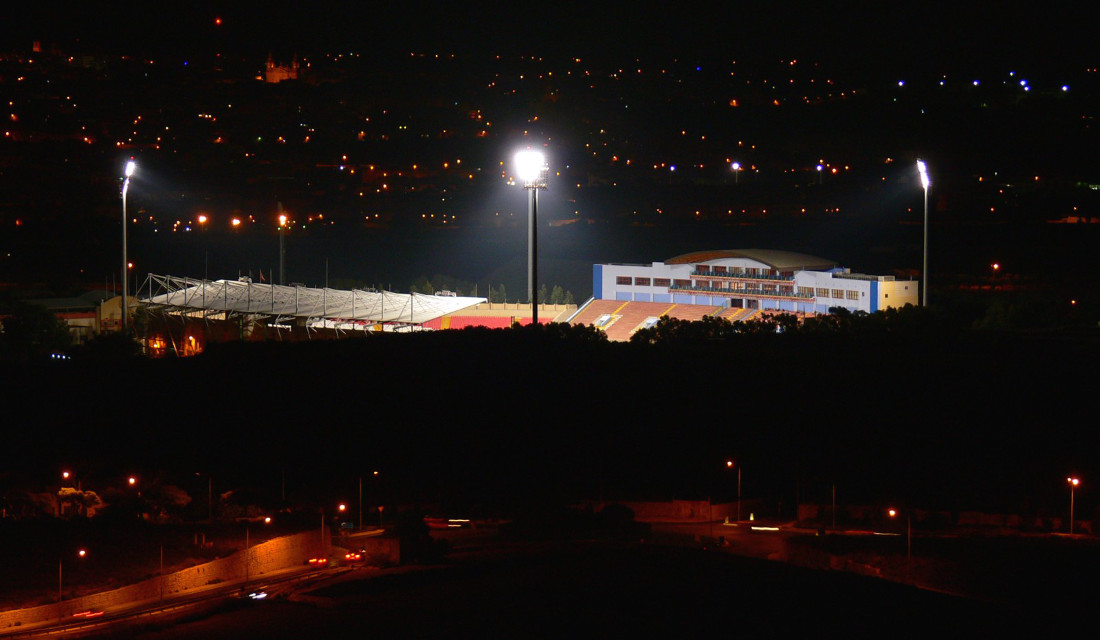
[726,459,741,522]
[121,160,136,334]
[916,160,931,307]
[277,207,287,286]
[59,549,87,604]
[515,150,548,325]
[1068,477,1080,534]
[731,162,741,184]
[888,508,911,583]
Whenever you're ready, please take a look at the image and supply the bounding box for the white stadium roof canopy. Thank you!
[139,274,486,325]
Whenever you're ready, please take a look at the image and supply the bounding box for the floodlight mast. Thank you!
[121,160,136,334]
[515,150,548,324]
[917,160,930,306]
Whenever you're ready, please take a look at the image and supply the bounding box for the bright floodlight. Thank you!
[515,150,547,187]
[916,160,930,189]
[125,160,137,177]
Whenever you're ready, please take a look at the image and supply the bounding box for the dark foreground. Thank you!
[114,541,1061,638]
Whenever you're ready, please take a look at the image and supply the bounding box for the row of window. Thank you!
[616,276,676,287]
[617,276,862,301]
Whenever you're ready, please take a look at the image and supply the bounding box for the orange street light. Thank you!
[725,459,742,521]
[1068,477,1080,534]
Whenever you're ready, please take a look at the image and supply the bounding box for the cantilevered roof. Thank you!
[665,249,837,271]
[139,274,485,325]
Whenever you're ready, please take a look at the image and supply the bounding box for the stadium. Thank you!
[81,249,916,353]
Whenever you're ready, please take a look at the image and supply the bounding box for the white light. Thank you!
[125,160,137,177]
[916,160,930,190]
[731,162,740,170]
[514,150,546,184]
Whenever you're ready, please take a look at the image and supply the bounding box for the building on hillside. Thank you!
[593,249,918,314]
[264,54,299,83]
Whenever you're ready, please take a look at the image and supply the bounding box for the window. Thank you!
[616,276,631,285]
[654,278,671,287]
[634,277,651,286]
[832,289,844,299]
[846,290,859,300]
[673,279,691,288]
[713,266,727,273]
[798,286,814,296]
[816,288,829,297]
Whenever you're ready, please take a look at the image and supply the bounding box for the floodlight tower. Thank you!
[515,150,548,324]
[121,160,136,334]
[917,160,931,307]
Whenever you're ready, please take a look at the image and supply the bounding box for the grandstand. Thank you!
[568,249,918,341]
[567,298,730,342]
[136,274,487,355]
[593,249,917,314]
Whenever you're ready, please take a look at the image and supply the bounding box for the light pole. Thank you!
[726,459,741,522]
[1068,477,1080,534]
[245,516,272,585]
[121,160,136,334]
[888,508,911,583]
[59,549,87,604]
[916,159,931,307]
[731,162,741,184]
[277,208,287,286]
[515,150,548,325]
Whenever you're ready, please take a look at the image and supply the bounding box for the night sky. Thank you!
[6,3,1093,73]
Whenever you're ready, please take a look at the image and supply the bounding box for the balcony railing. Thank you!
[691,270,794,282]
[669,284,814,300]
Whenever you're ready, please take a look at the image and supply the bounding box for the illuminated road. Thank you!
[1,566,335,639]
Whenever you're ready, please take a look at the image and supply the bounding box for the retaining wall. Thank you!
[0,529,328,633]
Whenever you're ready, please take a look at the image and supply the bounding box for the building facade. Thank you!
[593,249,918,314]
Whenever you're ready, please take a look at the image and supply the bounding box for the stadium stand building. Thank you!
[570,250,918,341]
[593,249,917,314]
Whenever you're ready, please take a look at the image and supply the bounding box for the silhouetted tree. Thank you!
[0,301,72,360]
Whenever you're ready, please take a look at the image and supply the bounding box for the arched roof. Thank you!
[665,249,837,271]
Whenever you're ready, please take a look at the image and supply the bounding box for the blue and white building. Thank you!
[592,249,918,314]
